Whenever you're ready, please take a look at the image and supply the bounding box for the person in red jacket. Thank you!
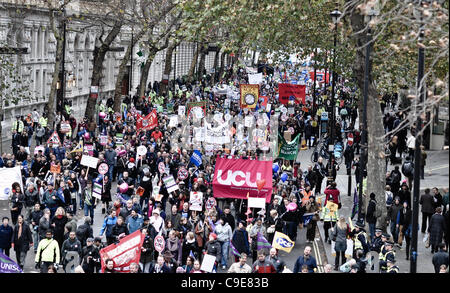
[324,182,341,208]
[251,250,276,273]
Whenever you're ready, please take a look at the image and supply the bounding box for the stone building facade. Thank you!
[0,2,221,150]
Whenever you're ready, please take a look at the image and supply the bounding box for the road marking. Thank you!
[425,165,449,172]
[313,238,324,273]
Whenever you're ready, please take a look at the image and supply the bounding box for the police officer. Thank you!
[350,221,369,258]
[386,256,399,273]
[370,228,383,252]
[379,241,395,273]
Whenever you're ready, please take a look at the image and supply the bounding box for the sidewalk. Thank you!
[296,148,448,273]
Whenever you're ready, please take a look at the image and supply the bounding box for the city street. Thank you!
[0,148,446,273]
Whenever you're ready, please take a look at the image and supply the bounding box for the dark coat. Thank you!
[0,224,13,249]
[231,228,250,255]
[140,235,154,264]
[181,239,198,265]
[204,240,221,262]
[432,250,449,273]
[366,199,377,224]
[420,192,435,214]
[12,223,33,252]
[429,213,446,246]
[111,223,129,241]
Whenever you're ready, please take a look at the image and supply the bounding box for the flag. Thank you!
[230,241,241,258]
[70,140,84,153]
[0,252,23,273]
[277,133,301,160]
[351,187,358,220]
[302,213,315,226]
[256,232,271,251]
[136,110,158,131]
[190,150,202,167]
[189,250,196,260]
[272,231,295,253]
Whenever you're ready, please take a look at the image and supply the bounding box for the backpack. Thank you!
[402,162,414,177]
[76,224,89,244]
[386,192,393,206]
[391,171,401,184]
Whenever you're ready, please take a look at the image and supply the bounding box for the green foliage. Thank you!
[0,52,33,107]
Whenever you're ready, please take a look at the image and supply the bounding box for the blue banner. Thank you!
[190,150,202,167]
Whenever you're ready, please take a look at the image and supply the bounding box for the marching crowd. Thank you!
[0,63,448,274]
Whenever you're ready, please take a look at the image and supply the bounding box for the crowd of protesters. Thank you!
[0,62,448,274]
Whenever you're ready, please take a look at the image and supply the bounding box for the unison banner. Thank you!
[0,252,23,273]
[277,133,300,160]
[212,157,272,203]
[278,83,306,105]
[99,230,145,273]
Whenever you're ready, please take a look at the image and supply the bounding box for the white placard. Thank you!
[200,254,217,273]
[80,155,99,169]
[168,115,178,128]
[248,197,266,209]
[244,116,253,128]
[288,107,295,115]
[214,113,223,123]
[189,191,203,211]
[248,72,263,85]
[136,145,147,157]
[163,175,179,193]
[0,166,23,200]
[178,106,186,116]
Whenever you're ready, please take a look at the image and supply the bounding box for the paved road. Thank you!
[0,148,447,273]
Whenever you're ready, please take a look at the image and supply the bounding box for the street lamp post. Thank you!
[328,7,341,184]
[358,6,379,222]
[411,0,428,274]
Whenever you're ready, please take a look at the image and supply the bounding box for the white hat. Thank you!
[152,209,160,215]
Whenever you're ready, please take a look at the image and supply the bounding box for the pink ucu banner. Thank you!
[213,157,273,203]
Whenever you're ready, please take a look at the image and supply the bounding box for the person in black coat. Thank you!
[12,215,33,269]
[398,201,412,259]
[429,207,447,253]
[231,222,250,262]
[111,216,129,243]
[432,243,449,273]
[51,207,68,252]
[365,193,377,242]
[181,232,198,265]
[81,238,101,273]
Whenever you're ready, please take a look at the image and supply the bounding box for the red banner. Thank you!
[136,109,158,131]
[99,230,145,273]
[309,71,330,84]
[278,83,306,105]
[212,157,273,203]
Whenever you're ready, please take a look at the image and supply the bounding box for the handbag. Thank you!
[267,227,275,234]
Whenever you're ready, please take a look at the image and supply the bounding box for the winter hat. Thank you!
[209,233,217,240]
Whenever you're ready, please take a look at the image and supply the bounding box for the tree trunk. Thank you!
[218,50,226,81]
[113,30,145,112]
[138,48,158,98]
[211,47,220,84]
[349,2,387,231]
[197,42,207,80]
[160,43,177,95]
[84,22,122,121]
[188,42,200,81]
[45,34,64,129]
